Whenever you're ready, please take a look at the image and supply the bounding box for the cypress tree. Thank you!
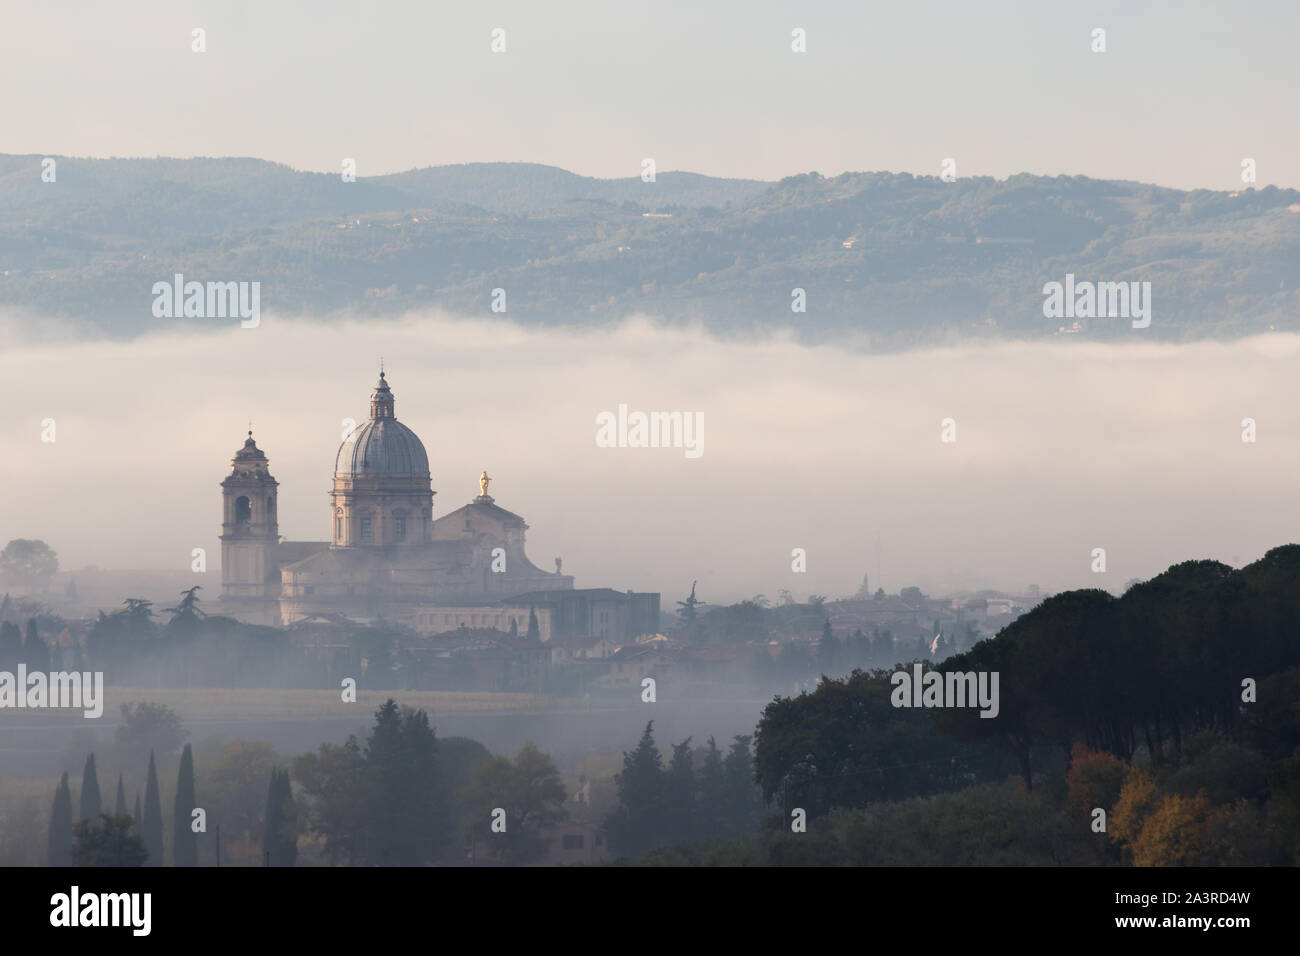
[77,753,102,824]
[47,772,73,866]
[141,750,164,867]
[22,620,50,670]
[262,769,282,867]
[280,770,297,868]
[280,769,299,866]
[133,792,141,825]
[526,606,540,640]
[0,620,21,670]
[261,768,297,867]
[172,743,197,866]
[114,773,127,817]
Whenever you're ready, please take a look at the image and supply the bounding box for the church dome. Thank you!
[334,372,431,477]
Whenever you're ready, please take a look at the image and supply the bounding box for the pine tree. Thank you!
[676,582,706,643]
[47,772,73,866]
[664,737,696,845]
[698,736,727,837]
[605,721,667,858]
[77,753,102,825]
[722,735,761,837]
[114,773,127,817]
[363,701,441,865]
[141,750,164,867]
[172,743,197,866]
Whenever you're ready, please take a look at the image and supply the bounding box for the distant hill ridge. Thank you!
[2,154,1297,345]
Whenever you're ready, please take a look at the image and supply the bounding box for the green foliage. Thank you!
[457,743,567,864]
[77,753,101,825]
[754,668,1014,817]
[21,620,50,671]
[663,737,696,845]
[72,813,148,867]
[292,699,449,865]
[262,768,298,867]
[635,779,1107,867]
[0,798,44,866]
[4,161,1300,342]
[47,772,72,866]
[141,751,163,867]
[0,621,21,670]
[0,539,59,591]
[605,722,666,858]
[935,550,1300,787]
[605,723,767,858]
[114,701,187,770]
[163,586,205,640]
[195,737,278,864]
[290,738,369,865]
[173,744,198,866]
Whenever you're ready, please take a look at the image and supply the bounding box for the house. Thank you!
[535,821,609,865]
[593,644,672,689]
[547,634,619,666]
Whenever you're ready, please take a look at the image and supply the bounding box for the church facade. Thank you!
[219,370,582,632]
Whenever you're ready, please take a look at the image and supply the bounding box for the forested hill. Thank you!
[3,154,1299,346]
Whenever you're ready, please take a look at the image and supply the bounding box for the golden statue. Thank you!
[479,470,491,497]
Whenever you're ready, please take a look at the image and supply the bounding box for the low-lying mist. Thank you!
[3,310,1299,604]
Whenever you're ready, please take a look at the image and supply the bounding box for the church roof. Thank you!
[437,498,528,529]
[234,431,266,461]
[334,371,431,477]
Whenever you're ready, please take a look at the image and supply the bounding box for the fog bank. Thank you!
[2,311,1298,606]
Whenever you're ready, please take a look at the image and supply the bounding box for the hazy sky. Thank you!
[3,311,1297,606]
[3,0,1297,189]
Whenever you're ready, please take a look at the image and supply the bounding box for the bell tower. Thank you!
[220,431,280,602]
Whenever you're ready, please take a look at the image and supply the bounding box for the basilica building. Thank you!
[218,370,614,636]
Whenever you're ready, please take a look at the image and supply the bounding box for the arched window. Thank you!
[267,496,275,515]
[235,496,251,525]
